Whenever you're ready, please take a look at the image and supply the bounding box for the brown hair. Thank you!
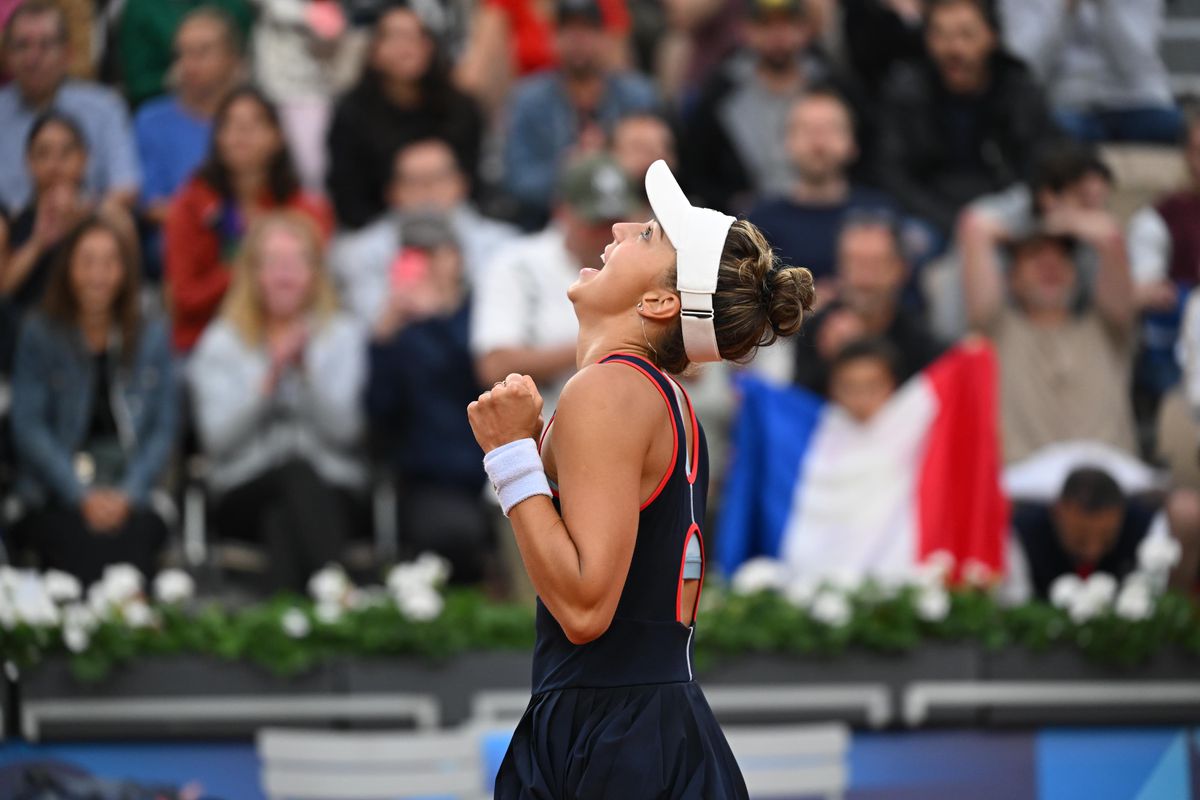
[653,219,814,374]
[221,210,339,346]
[41,213,142,361]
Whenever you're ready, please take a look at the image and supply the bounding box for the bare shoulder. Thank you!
[554,361,667,442]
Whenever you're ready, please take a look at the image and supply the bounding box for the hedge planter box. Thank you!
[698,643,981,728]
[977,647,1200,727]
[19,655,339,740]
[341,650,534,727]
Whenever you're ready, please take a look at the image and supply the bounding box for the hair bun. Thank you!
[765,264,814,338]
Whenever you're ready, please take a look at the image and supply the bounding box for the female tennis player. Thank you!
[468,160,814,798]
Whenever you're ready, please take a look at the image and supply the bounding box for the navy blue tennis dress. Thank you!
[494,353,748,799]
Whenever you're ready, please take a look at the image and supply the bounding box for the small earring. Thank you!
[636,302,643,310]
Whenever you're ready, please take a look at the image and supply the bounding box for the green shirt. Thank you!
[119,0,256,107]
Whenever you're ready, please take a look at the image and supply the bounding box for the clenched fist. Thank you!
[468,373,545,453]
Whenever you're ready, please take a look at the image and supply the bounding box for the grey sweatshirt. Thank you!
[1000,0,1173,111]
[188,313,368,493]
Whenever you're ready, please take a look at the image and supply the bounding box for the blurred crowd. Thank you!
[0,0,1198,605]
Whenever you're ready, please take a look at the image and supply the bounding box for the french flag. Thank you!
[717,343,1009,583]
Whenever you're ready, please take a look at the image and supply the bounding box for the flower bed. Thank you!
[2,544,1199,684]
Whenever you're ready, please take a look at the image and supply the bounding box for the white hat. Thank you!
[645,160,736,363]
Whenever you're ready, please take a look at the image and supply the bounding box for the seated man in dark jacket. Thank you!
[1010,467,1200,601]
[365,212,491,584]
[877,0,1060,236]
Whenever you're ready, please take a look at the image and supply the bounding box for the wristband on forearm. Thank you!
[483,438,552,516]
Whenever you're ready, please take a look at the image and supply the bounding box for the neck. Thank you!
[19,79,62,111]
[857,304,896,334]
[180,85,228,119]
[79,311,110,350]
[793,174,848,204]
[1024,306,1070,327]
[575,316,655,371]
[381,77,420,106]
[757,60,801,94]
[232,170,266,205]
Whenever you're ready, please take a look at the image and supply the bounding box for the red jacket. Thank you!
[163,178,333,352]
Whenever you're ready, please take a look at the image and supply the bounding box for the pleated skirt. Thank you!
[494,681,749,799]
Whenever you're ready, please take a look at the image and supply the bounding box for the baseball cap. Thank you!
[1006,228,1078,261]
[558,156,636,223]
[557,0,604,26]
[747,0,805,20]
[645,159,735,364]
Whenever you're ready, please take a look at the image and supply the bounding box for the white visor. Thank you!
[645,160,735,363]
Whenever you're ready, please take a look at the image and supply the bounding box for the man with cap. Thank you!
[473,154,636,419]
[503,0,657,228]
[961,184,1137,465]
[367,211,495,585]
[683,0,841,214]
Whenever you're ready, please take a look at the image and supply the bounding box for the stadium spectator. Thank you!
[748,90,900,286]
[327,3,484,229]
[10,214,177,585]
[472,155,634,417]
[840,0,925,97]
[366,212,492,584]
[253,0,369,192]
[164,87,332,353]
[826,336,901,425]
[502,0,656,227]
[0,1,140,213]
[134,8,246,278]
[609,112,677,214]
[655,0,744,105]
[1000,0,1182,145]
[932,143,1116,340]
[793,215,942,394]
[456,0,633,115]
[188,212,366,594]
[330,138,518,325]
[683,0,843,213]
[877,0,1059,235]
[117,0,254,107]
[1,113,136,316]
[1008,467,1200,601]
[1128,113,1200,299]
[960,201,1137,464]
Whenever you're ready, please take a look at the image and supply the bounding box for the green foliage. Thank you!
[3,584,1200,682]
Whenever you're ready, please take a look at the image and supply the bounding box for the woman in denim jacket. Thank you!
[10,214,178,585]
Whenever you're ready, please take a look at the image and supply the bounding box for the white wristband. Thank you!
[483,438,552,517]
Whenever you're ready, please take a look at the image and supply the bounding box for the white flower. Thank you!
[961,559,994,588]
[412,552,451,586]
[397,588,444,622]
[809,590,851,628]
[730,558,788,595]
[281,608,311,639]
[16,591,59,628]
[122,600,154,629]
[1082,572,1118,607]
[1115,580,1154,621]
[87,582,112,617]
[153,569,195,605]
[314,600,343,625]
[1049,574,1084,610]
[783,576,820,609]
[308,565,351,604]
[916,550,956,586]
[43,570,82,603]
[101,564,144,604]
[1137,535,1182,575]
[63,625,90,653]
[0,565,20,592]
[916,587,950,622]
[61,603,97,633]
